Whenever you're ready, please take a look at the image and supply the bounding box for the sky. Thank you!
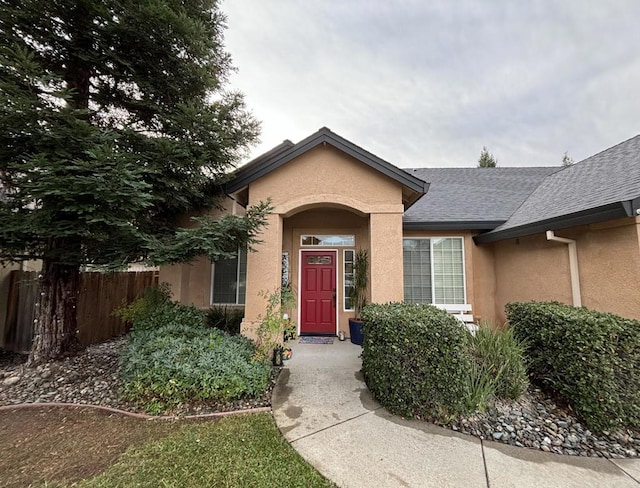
[222,1,640,168]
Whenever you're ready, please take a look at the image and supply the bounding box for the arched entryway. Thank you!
[282,206,369,336]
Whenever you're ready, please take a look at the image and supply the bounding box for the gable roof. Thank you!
[404,167,559,230]
[226,127,429,208]
[226,128,640,240]
[476,134,640,243]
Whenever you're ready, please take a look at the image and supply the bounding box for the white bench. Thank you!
[434,304,479,335]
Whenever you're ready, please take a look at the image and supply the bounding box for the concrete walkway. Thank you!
[272,340,640,488]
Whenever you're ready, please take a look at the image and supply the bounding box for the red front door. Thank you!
[300,251,337,335]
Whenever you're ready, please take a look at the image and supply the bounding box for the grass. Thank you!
[462,322,529,413]
[464,360,497,413]
[78,413,334,488]
[0,407,333,488]
[1,406,180,488]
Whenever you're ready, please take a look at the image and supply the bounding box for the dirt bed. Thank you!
[0,405,205,488]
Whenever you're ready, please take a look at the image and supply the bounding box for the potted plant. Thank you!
[348,249,369,345]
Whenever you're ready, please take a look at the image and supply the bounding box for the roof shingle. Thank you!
[483,134,640,239]
[404,167,559,228]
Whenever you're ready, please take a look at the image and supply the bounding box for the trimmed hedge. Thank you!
[506,301,640,432]
[361,302,472,419]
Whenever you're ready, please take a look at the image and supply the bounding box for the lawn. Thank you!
[0,406,334,488]
[79,412,334,488]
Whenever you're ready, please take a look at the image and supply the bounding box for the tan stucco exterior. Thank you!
[402,217,640,326]
[159,144,407,338]
[159,196,243,308]
[491,217,640,322]
[282,209,369,337]
[158,141,640,338]
[243,144,405,337]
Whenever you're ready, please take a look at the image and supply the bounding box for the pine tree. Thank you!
[562,151,575,166]
[0,0,269,364]
[477,146,498,168]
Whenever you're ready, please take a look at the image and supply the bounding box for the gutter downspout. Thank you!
[546,230,581,307]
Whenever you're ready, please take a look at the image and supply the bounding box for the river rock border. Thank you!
[2,337,640,458]
[0,336,278,417]
[439,389,640,459]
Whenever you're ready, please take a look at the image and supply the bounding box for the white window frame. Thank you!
[403,236,467,305]
[343,249,355,312]
[300,234,355,247]
[210,249,246,306]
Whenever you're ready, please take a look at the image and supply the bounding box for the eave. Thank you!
[226,127,429,209]
[473,200,638,244]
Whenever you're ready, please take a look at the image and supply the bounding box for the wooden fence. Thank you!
[3,270,158,353]
[3,271,39,354]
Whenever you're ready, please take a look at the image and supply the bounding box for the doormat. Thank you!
[299,336,334,344]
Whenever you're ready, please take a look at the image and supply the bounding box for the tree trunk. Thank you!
[27,259,81,366]
[26,5,89,367]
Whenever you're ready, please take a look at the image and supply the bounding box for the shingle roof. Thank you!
[476,134,640,242]
[227,127,428,207]
[403,167,559,230]
[227,129,640,240]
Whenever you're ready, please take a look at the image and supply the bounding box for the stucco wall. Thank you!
[241,144,406,336]
[248,145,404,212]
[158,196,242,308]
[491,217,640,322]
[469,241,498,324]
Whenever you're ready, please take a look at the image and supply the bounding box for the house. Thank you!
[159,128,640,337]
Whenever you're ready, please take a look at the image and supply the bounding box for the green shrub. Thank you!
[130,301,205,332]
[121,322,271,411]
[115,282,205,333]
[506,301,640,432]
[466,322,528,401]
[119,297,270,413]
[254,287,296,361]
[361,302,472,420]
[205,306,244,335]
[114,283,172,324]
[465,360,496,413]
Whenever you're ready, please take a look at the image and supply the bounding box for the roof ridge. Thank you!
[408,166,561,172]
[491,170,560,229]
[573,133,640,165]
[477,133,640,242]
[226,127,429,201]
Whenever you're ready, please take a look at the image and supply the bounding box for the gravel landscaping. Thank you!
[440,387,640,459]
[2,337,640,458]
[0,338,125,409]
[0,336,280,416]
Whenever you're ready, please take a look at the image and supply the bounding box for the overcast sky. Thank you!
[222,1,640,168]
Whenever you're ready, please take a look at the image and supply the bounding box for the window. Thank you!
[211,249,247,305]
[344,250,355,311]
[306,255,332,265]
[301,234,355,246]
[403,238,465,304]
